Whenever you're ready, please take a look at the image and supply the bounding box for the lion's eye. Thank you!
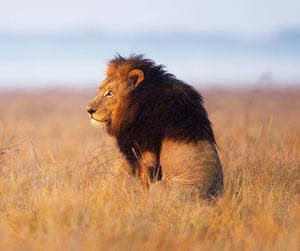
[105,90,113,98]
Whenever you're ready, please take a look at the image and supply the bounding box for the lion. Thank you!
[87,55,223,199]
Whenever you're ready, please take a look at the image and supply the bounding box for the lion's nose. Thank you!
[87,107,97,115]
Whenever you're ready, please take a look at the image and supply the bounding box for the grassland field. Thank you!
[0,87,299,250]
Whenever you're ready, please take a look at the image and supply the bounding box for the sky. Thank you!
[1,0,300,36]
[1,0,300,88]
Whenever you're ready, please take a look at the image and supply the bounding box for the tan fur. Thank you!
[141,151,157,169]
[117,151,157,188]
[159,139,223,196]
[140,151,158,187]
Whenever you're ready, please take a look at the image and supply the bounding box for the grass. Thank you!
[0,87,299,250]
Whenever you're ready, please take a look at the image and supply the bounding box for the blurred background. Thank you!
[0,0,300,89]
[1,2,300,249]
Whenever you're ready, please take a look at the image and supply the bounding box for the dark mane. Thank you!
[108,54,175,83]
[109,55,216,166]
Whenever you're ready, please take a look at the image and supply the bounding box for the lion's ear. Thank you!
[128,69,144,88]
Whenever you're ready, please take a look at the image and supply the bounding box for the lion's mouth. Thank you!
[90,116,104,127]
[90,116,103,122]
[90,116,110,127]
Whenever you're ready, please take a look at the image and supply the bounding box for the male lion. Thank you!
[87,55,223,199]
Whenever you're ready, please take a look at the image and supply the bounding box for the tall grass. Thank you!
[0,88,299,250]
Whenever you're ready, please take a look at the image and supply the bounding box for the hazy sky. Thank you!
[1,0,300,87]
[1,0,300,36]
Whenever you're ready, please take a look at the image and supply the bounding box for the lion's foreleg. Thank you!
[136,151,159,188]
[118,151,159,189]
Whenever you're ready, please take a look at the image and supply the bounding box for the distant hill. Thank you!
[0,29,299,86]
[1,29,300,61]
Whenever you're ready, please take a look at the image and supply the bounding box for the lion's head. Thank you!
[87,58,144,134]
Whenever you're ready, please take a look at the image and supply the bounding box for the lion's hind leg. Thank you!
[157,139,223,199]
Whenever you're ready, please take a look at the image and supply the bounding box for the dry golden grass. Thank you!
[0,87,299,251]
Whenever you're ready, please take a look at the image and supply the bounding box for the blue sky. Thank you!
[1,0,300,88]
[2,0,300,35]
